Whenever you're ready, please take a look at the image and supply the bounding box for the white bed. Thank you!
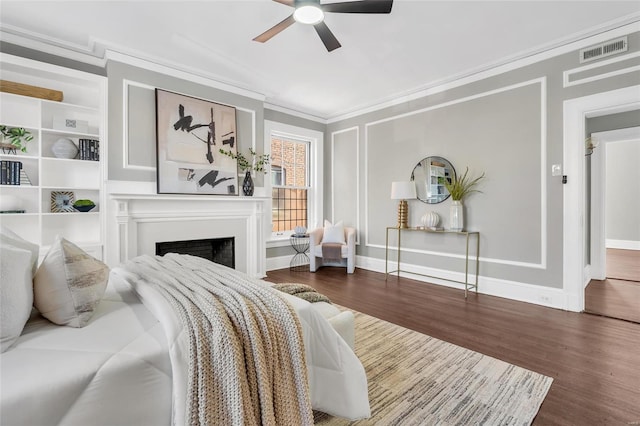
[1,257,370,425]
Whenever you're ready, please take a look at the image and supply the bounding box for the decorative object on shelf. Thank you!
[156,88,238,195]
[294,226,307,236]
[411,156,456,204]
[0,194,24,213]
[585,136,599,156]
[443,167,485,232]
[421,211,440,229]
[73,199,96,213]
[219,147,270,196]
[51,138,79,159]
[19,169,31,186]
[0,125,33,153]
[53,116,89,134]
[50,191,75,213]
[0,80,63,102]
[391,181,417,229]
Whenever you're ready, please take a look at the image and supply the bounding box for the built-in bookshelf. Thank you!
[0,54,106,260]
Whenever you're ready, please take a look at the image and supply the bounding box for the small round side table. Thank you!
[290,234,310,272]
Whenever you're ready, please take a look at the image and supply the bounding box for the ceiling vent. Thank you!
[579,36,628,63]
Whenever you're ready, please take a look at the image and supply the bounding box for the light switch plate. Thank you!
[551,164,562,176]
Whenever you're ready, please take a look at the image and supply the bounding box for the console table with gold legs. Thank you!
[385,227,480,298]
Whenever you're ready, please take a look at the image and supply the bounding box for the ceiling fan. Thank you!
[253,0,394,52]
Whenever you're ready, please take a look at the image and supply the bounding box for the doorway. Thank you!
[584,126,640,323]
[562,85,640,313]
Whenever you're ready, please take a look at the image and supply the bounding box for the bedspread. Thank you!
[120,254,313,425]
[114,255,370,422]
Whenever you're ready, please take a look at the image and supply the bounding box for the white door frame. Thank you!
[589,127,640,280]
[563,85,640,312]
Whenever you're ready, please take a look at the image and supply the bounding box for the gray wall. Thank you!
[606,140,640,242]
[587,110,640,134]
[326,31,640,289]
[107,61,265,184]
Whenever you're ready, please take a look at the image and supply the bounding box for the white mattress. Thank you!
[0,278,172,426]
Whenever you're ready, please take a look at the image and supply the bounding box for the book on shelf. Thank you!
[79,138,100,161]
[0,160,23,185]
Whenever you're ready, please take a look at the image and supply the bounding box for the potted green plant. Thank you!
[0,125,34,154]
[443,167,485,231]
[219,148,270,196]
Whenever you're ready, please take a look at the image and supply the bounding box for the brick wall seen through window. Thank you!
[271,137,309,232]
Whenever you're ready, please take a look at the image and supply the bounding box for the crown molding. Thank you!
[2,14,639,123]
[264,102,328,124]
[0,24,106,67]
[327,17,640,123]
[104,50,266,102]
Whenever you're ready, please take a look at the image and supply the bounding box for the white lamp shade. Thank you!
[391,181,417,200]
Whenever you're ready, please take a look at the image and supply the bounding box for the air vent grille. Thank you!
[579,37,628,63]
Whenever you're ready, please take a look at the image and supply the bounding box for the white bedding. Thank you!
[0,278,172,426]
[1,265,370,424]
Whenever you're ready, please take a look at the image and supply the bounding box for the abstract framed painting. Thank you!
[155,88,238,195]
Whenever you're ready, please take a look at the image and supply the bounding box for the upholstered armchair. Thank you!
[309,221,356,274]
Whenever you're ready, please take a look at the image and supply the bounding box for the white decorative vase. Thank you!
[421,211,440,228]
[449,200,464,232]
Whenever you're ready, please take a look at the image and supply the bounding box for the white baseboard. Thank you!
[355,255,566,310]
[606,239,640,250]
[266,254,294,271]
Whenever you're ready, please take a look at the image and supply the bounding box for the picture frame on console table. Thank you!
[155,88,238,195]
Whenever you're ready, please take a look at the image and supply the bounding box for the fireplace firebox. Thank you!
[155,237,235,269]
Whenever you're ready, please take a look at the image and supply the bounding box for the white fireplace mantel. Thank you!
[106,192,270,278]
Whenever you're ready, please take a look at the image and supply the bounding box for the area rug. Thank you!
[314,310,553,425]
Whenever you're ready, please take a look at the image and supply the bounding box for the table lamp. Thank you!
[391,181,416,229]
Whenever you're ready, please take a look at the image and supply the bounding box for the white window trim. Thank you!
[264,120,323,247]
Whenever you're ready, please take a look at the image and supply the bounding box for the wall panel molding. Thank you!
[331,126,360,244]
[364,77,547,269]
[563,51,640,88]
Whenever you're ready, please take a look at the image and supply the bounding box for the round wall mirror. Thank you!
[411,156,456,204]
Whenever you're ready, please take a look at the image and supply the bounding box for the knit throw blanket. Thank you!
[124,254,313,426]
[272,283,332,304]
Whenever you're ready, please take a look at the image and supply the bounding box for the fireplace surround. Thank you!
[107,192,269,277]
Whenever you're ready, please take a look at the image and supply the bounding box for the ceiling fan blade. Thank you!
[272,0,294,6]
[253,14,296,43]
[322,0,393,14]
[314,21,341,52]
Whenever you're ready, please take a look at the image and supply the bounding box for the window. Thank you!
[264,120,323,242]
[270,136,309,233]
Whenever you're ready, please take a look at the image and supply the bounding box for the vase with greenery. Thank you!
[0,125,34,154]
[443,167,485,231]
[219,148,270,196]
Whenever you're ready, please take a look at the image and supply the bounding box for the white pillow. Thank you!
[33,237,109,328]
[0,227,39,353]
[322,220,346,244]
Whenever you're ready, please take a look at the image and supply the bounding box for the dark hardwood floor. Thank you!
[266,267,640,426]
[586,248,640,323]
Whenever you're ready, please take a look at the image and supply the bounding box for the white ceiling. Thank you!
[1,1,639,120]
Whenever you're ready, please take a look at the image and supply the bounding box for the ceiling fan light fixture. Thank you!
[293,4,324,25]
